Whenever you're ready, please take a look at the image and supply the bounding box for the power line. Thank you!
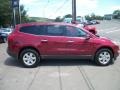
[48,0,70,19]
[43,0,50,17]
[56,0,71,17]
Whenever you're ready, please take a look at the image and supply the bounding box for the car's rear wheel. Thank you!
[95,49,113,66]
[19,49,40,68]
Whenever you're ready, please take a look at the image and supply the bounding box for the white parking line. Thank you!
[106,29,120,33]
[98,27,118,32]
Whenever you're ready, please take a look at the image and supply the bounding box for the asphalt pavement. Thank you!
[97,20,120,45]
[0,20,120,90]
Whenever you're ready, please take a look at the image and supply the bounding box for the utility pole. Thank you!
[12,0,20,28]
[18,5,21,24]
[72,0,76,22]
[13,8,16,28]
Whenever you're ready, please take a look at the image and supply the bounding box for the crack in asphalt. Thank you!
[77,66,95,90]
[27,67,40,90]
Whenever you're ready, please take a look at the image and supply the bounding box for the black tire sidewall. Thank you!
[19,49,40,68]
[95,49,113,66]
[3,38,7,43]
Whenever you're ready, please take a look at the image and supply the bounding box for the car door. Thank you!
[64,26,94,56]
[39,25,68,56]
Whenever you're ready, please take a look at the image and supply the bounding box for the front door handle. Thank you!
[41,40,48,43]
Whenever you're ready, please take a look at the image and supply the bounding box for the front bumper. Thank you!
[118,49,120,55]
[114,46,120,60]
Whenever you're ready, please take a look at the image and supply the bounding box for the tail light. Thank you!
[8,31,15,45]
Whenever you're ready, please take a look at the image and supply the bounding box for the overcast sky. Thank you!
[20,0,120,19]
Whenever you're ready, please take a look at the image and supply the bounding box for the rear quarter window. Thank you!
[20,25,46,35]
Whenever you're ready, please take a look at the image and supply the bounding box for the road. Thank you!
[96,20,120,45]
[0,20,120,90]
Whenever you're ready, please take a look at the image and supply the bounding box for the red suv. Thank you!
[7,22,119,68]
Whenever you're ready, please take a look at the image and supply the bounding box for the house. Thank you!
[104,14,113,20]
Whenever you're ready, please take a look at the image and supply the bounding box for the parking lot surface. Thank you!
[0,20,120,90]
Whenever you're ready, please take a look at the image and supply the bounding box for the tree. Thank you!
[91,13,96,20]
[0,0,12,27]
[63,14,72,18]
[15,5,29,24]
[85,15,92,21]
[113,10,120,19]
[85,14,103,20]
[0,0,28,27]
[55,14,72,22]
[95,15,103,20]
[55,16,62,22]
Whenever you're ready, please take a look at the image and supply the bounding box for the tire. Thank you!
[3,38,7,43]
[94,49,113,66]
[0,38,2,43]
[19,49,40,68]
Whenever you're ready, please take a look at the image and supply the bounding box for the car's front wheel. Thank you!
[95,49,113,66]
[19,49,40,68]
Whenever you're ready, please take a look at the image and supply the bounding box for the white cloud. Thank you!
[77,0,98,9]
[76,0,99,16]
[111,6,120,10]
[20,0,38,5]
[20,0,99,18]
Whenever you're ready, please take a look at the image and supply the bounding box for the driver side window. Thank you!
[66,26,87,37]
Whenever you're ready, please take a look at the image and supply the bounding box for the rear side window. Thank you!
[20,25,46,35]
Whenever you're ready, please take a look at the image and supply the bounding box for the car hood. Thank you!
[96,36,114,44]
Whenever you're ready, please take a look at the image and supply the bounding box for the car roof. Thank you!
[15,22,95,37]
[16,22,77,28]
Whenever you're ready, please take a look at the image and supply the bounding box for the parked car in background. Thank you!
[63,18,97,34]
[90,20,100,25]
[7,22,119,68]
[0,28,13,43]
[72,21,97,34]
[86,20,93,25]
[86,20,100,25]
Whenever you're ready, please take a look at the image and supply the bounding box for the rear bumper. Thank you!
[7,47,18,59]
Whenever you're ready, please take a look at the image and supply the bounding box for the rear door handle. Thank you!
[41,40,48,43]
[67,41,74,43]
